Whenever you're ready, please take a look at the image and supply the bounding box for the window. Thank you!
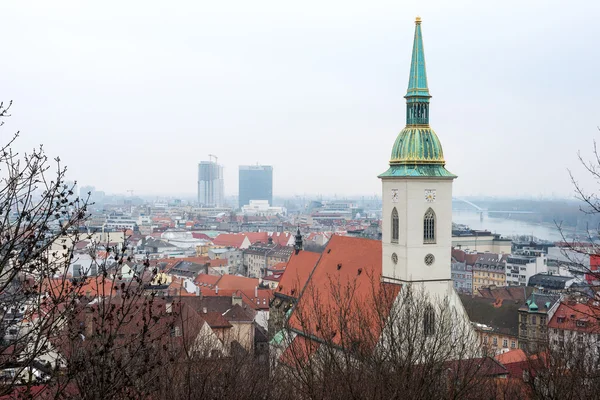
[170,326,181,337]
[484,336,488,343]
[531,316,537,325]
[391,207,399,243]
[492,337,498,346]
[423,208,436,244]
[511,341,516,349]
[503,339,508,348]
[424,304,435,336]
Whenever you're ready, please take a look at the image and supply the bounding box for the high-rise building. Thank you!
[239,165,273,208]
[198,161,224,207]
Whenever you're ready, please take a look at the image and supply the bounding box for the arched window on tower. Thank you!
[424,304,435,337]
[391,208,399,243]
[423,208,436,244]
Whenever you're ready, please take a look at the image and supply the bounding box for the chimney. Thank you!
[255,286,258,298]
[195,286,200,297]
[215,285,219,295]
[202,307,207,314]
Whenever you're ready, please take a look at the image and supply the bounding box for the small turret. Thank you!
[294,227,303,255]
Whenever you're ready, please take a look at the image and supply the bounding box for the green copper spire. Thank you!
[379,17,455,179]
[406,17,431,100]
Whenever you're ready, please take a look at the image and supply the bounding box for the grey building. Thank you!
[451,259,473,294]
[239,165,273,208]
[198,161,224,207]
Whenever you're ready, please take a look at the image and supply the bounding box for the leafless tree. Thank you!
[0,100,90,397]
[271,273,511,400]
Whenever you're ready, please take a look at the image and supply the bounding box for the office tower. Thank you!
[239,165,273,208]
[198,161,224,207]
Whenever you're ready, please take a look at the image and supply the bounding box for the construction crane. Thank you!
[208,154,218,164]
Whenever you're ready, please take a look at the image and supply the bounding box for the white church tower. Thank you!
[379,17,457,300]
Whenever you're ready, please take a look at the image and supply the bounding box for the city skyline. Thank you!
[2,1,599,198]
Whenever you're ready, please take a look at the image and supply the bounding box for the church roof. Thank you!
[382,17,454,178]
[406,17,430,99]
[286,235,401,349]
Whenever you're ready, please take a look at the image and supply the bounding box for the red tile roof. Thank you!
[191,232,212,240]
[288,235,401,349]
[201,311,233,329]
[495,349,527,365]
[245,232,269,244]
[277,250,320,299]
[548,302,600,333]
[212,233,248,248]
[207,259,228,268]
[194,274,221,287]
[193,274,272,310]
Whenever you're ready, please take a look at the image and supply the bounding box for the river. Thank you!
[452,210,567,242]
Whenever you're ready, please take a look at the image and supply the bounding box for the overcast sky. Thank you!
[2,0,599,199]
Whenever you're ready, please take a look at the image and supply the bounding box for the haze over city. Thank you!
[2,0,599,197]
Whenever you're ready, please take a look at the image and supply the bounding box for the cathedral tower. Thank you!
[379,17,456,291]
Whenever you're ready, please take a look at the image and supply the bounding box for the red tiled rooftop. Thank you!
[496,349,527,364]
[288,235,401,348]
[212,233,248,248]
[277,250,320,299]
[548,302,600,333]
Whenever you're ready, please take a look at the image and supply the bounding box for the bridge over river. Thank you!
[453,198,536,215]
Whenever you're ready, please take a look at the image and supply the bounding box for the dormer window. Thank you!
[576,320,587,328]
[557,316,565,323]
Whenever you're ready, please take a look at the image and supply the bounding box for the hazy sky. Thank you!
[2,0,599,199]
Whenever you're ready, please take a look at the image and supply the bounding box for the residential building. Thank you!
[528,273,575,292]
[460,294,521,355]
[104,213,138,231]
[451,259,473,294]
[472,253,506,293]
[179,296,256,354]
[198,160,224,207]
[212,233,252,249]
[518,293,560,352]
[223,248,244,275]
[548,301,600,357]
[474,323,519,355]
[243,242,293,278]
[239,165,273,208]
[505,250,548,286]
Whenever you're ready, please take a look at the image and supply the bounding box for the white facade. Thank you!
[241,200,286,216]
[505,252,548,286]
[381,179,453,284]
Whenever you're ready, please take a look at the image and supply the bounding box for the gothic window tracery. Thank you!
[391,207,399,243]
[423,208,436,244]
[424,304,435,336]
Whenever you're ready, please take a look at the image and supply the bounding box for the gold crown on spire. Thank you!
[415,16,422,24]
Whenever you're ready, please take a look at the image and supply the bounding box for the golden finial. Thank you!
[415,16,422,24]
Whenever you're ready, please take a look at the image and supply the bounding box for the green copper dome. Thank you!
[390,126,444,165]
[379,17,455,179]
